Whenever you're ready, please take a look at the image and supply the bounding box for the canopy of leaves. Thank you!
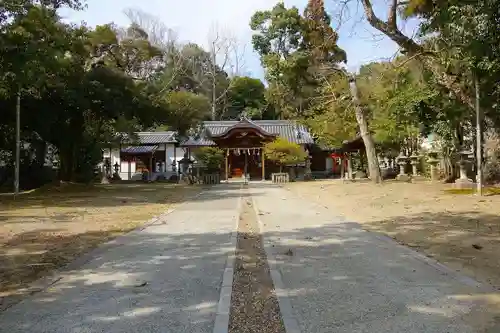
[193,147,224,172]
[225,76,267,120]
[304,73,357,148]
[250,0,345,120]
[160,90,210,135]
[0,1,214,187]
[264,137,308,167]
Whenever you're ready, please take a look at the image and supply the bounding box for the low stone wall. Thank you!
[271,172,289,184]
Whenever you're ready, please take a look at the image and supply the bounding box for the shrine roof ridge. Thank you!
[182,119,314,147]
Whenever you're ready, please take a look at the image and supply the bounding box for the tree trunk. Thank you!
[349,77,382,183]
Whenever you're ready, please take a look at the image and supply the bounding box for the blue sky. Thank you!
[60,0,419,79]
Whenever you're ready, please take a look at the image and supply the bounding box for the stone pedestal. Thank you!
[396,153,410,182]
[410,154,419,176]
[354,171,367,179]
[100,165,109,184]
[454,159,474,189]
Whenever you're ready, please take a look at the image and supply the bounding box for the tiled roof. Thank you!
[136,132,177,144]
[121,145,158,154]
[182,120,314,146]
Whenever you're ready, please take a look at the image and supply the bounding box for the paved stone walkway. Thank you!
[0,185,241,333]
[250,183,494,333]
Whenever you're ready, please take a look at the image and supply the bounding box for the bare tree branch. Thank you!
[359,0,423,54]
[123,8,174,49]
[356,0,475,110]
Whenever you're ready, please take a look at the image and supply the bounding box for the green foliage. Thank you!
[250,0,345,120]
[401,0,500,126]
[304,73,357,147]
[161,91,210,135]
[484,131,500,184]
[0,2,173,186]
[194,147,225,172]
[225,76,267,120]
[357,60,435,149]
[155,43,230,119]
[264,137,307,170]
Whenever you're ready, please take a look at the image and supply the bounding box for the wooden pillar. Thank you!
[244,152,248,178]
[225,148,229,182]
[261,148,265,180]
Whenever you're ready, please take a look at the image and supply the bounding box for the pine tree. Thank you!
[303,0,346,66]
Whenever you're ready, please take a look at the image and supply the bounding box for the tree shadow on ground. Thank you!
[3,183,499,332]
[2,221,499,332]
[263,225,500,332]
[0,182,278,211]
[252,183,500,333]
[0,182,278,302]
[0,228,235,332]
[363,210,500,290]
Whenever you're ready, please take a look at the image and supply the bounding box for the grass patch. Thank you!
[443,187,500,196]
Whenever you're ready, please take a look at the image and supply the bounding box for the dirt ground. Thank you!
[287,180,500,290]
[0,182,201,300]
[229,197,285,333]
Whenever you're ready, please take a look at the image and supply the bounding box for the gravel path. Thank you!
[228,196,285,333]
[0,186,241,333]
[251,183,497,333]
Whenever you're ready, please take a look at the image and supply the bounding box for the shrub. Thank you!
[264,137,308,172]
[193,147,225,173]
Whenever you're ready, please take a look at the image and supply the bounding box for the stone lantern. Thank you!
[454,150,474,189]
[427,150,439,182]
[178,153,193,177]
[396,152,410,181]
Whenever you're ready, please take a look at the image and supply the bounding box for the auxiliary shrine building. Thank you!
[102,119,352,181]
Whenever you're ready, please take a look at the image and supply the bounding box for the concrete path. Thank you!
[250,183,494,333]
[0,185,241,333]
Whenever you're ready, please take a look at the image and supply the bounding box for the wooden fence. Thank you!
[202,173,220,185]
[271,172,289,184]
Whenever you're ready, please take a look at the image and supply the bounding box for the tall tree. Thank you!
[250,1,346,119]
[225,76,267,120]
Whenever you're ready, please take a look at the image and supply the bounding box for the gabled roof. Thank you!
[121,145,158,154]
[136,132,177,144]
[115,131,177,145]
[182,120,314,146]
[209,118,275,138]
